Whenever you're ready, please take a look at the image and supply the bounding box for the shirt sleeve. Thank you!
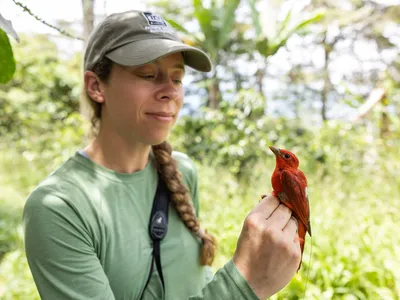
[22,188,116,300]
[189,260,259,300]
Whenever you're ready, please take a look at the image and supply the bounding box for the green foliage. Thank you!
[191,0,241,60]
[0,34,86,297]
[248,0,324,57]
[0,30,16,84]
[171,89,312,181]
[0,34,86,171]
[0,153,40,299]
[0,188,21,256]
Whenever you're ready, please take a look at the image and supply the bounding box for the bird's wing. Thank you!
[279,169,311,235]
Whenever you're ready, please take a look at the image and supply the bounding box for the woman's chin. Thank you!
[145,134,170,147]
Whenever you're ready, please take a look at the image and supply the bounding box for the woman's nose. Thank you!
[155,79,179,102]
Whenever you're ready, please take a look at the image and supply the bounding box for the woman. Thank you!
[23,10,301,300]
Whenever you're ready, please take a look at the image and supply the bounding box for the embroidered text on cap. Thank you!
[143,12,167,26]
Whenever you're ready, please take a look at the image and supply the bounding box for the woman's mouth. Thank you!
[146,112,175,123]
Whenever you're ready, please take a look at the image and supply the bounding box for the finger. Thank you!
[251,194,280,219]
[283,216,298,241]
[265,203,292,230]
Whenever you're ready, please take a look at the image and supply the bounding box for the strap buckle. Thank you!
[150,211,168,241]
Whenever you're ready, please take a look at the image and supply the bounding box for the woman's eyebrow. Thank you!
[153,61,185,71]
[171,63,185,70]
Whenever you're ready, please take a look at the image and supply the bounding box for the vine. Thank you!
[12,0,84,41]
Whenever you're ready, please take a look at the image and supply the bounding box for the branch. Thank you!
[352,88,386,122]
[12,0,84,41]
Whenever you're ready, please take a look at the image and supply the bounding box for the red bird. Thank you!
[269,146,311,270]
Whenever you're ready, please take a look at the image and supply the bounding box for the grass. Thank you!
[0,147,399,299]
[0,169,40,299]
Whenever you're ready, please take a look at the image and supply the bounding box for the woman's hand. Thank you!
[233,195,301,299]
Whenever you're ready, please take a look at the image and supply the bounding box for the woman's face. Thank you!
[99,52,185,146]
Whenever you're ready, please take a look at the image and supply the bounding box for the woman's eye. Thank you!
[284,154,291,159]
[173,79,182,84]
[142,75,155,79]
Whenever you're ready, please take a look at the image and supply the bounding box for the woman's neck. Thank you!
[84,128,151,174]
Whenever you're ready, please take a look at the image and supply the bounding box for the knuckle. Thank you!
[291,247,302,262]
[244,215,262,232]
[280,241,293,255]
[284,242,301,260]
[263,226,280,243]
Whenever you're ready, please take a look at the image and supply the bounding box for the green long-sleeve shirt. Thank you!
[23,151,259,300]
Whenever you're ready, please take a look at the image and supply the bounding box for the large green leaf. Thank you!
[192,0,215,57]
[192,0,213,38]
[269,11,324,56]
[281,11,325,40]
[258,11,325,57]
[164,18,203,46]
[248,0,262,36]
[276,8,293,38]
[217,0,241,49]
[0,29,16,84]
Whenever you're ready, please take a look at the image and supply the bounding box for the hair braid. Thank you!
[152,141,216,266]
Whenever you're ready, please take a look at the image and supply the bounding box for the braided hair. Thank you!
[152,141,216,266]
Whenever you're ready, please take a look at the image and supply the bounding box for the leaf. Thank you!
[0,29,16,84]
[217,0,241,49]
[267,11,325,57]
[0,13,20,43]
[255,37,269,57]
[286,11,325,37]
[192,0,215,55]
[276,8,293,38]
[165,18,191,35]
[164,18,202,46]
[192,0,213,37]
[248,0,262,36]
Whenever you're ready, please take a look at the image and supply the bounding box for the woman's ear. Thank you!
[84,71,105,104]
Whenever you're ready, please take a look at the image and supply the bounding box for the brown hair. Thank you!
[81,57,216,266]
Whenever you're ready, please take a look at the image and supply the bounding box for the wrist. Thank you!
[232,257,274,299]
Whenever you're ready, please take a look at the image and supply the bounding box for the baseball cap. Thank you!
[84,10,212,72]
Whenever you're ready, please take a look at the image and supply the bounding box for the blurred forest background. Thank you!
[0,0,399,299]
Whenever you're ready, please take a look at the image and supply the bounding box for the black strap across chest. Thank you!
[139,173,170,299]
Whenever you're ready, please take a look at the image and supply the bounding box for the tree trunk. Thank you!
[352,88,385,122]
[380,110,390,138]
[82,0,95,47]
[321,41,331,122]
[208,74,221,109]
[255,59,267,111]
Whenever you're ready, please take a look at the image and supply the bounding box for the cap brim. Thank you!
[105,39,212,72]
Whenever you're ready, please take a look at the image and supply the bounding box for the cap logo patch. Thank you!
[143,12,167,26]
[142,12,174,34]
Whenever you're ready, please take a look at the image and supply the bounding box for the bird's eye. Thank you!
[284,154,291,159]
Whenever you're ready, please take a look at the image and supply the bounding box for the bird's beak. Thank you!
[269,146,281,157]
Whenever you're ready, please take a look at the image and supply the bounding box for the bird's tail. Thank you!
[297,222,307,271]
